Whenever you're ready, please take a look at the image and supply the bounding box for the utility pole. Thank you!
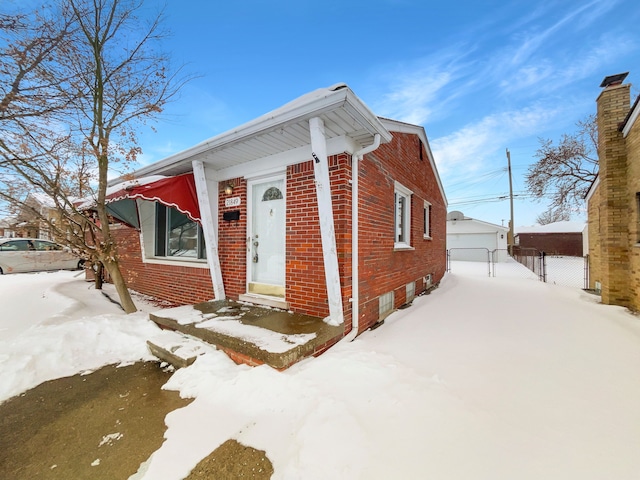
[506,148,515,255]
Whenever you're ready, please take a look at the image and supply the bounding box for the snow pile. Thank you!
[2,267,640,479]
[0,271,161,402]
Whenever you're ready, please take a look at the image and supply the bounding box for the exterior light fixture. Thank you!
[224,184,234,195]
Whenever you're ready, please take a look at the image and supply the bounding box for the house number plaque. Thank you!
[225,197,241,207]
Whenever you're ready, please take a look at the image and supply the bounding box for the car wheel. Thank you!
[0,266,3,274]
[77,259,85,270]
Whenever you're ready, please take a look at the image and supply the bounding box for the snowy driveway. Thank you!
[1,266,639,479]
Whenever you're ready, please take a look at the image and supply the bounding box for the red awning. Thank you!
[106,173,201,222]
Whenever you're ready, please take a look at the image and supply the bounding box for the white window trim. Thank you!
[394,181,413,250]
[143,257,209,268]
[138,199,208,266]
[423,200,432,240]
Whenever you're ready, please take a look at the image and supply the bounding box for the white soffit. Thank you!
[127,84,393,180]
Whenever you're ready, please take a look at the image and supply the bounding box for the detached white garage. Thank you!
[446,211,509,262]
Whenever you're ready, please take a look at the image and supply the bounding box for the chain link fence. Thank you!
[447,247,588,288]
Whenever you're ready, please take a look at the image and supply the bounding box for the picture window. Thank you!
[155,203,206,259]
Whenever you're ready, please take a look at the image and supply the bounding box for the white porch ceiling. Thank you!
[123,84,393,181]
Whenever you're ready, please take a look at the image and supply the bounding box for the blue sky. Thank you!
[130,0,639,227]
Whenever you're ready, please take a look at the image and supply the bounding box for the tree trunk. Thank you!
[94,262,104,290]
[102,258,137,313]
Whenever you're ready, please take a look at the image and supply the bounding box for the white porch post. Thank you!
[192,160,225,300]
[309,116,344,325]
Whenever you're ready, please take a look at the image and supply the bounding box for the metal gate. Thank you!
[447,248,589,288]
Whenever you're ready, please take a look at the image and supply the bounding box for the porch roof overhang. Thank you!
[113,83,393,182]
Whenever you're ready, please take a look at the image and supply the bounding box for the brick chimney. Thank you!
[596,73,631,306]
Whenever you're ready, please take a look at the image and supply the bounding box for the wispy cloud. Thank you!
[370,46,480,125]
[369,1,623,129]
[500,31,637,98]
[431,104,561,177]
[507,0,618,67]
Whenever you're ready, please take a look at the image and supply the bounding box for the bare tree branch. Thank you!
[526,114,598,220]
[0,0,194,312]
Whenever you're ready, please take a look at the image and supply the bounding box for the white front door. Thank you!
[247,176,286,297]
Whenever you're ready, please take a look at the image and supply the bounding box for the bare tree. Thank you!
[0,0,190,313]
[526,114,598,220]
[0,6,84,232]
[535,207,571,225]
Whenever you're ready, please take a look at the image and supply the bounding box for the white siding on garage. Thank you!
[446,212,509,262]
[447,232,497,261]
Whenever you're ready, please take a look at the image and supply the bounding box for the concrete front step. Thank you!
[146,331,209,369]
[147,299,344,369]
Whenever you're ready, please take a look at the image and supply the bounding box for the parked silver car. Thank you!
[0,238,84,274]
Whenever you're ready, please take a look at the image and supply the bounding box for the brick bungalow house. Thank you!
[586,72,640,310]
[106,84,447,339]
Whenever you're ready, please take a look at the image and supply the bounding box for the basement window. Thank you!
[406,281,415,303]
[379,291,395,320]
[394,181,413,249]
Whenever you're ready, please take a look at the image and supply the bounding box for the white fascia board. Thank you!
[379,118,448,206]
[127,86,390,181]
[585,175,599,204]
[342,90,393,144]
[447,218,508,233]
[214,135,359,181]
[622,100,640,137]
[468,218,509,232]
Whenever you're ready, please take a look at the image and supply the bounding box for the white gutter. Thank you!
[345,133,381,341]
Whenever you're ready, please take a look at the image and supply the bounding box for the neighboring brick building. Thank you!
[107,84,447,337]
[586,72,640,310]
[515,221,586,257]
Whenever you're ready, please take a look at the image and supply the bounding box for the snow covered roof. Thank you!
[115,83,394,181]
[446,211,508,232]
[28,192,55,208]
[516,221,587,234]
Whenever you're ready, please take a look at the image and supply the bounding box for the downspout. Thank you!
[345,133,381,341]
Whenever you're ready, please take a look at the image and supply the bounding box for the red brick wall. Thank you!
[113,132,446,334]
[218,176,248,299]
[111,224,215,306]
[286,154,352,320]
[517,232,583,256]
[357,132,447,332]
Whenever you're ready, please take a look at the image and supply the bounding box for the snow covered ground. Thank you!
[1,266,639,479]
